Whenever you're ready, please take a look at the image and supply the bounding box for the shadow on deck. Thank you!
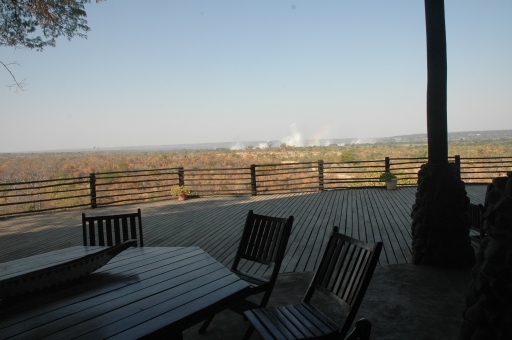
[0,185,487,339]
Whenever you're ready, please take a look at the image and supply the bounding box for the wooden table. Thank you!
[0,246,250,339]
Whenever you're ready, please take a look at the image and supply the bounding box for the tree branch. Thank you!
[1,60,27,93]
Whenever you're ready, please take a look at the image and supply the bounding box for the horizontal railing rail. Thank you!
[93,168,182,207]
[324,159,384,189]
[254,161,319,194]
[0,176,91,216]
[175,167,252,197]
[1,155,510,217]
[458,157,512,183]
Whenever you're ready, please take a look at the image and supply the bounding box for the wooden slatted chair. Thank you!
[243,226,382,340]
[198,210,294,334]
[468,203,485,244]
[82,209,144,247]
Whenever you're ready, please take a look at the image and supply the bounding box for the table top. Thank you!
[0,246,250,339]
[0,246,113,281]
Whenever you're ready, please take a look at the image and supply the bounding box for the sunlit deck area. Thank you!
[0,185,486,272]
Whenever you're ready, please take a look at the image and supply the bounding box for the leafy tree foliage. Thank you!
[339,150,356,163]
[1,0,102,91]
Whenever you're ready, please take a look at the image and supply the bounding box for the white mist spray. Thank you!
[281,123,304,147]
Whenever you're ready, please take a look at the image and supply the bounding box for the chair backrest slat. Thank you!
[343,248,371,304]
[244,216,261,259]
[318,238,344,287]
[97,219,105,246]
[233,210,293,270]
[106,219,113,245]
[121,216,129,241]
[267,221,283,262]
[88,220,96,246]
[261,220,276,260]
[331,243,357,295]
[82,209,143,247]
[303,226,383,338]
[114,218,121,245]
[251,219,267,259]
[468,204,483,229]
[129,215,137,239]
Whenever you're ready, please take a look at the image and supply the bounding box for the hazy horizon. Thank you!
[3,128,510,154]
[2,1,511,153]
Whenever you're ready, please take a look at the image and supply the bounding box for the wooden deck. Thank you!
[0,185,487,277]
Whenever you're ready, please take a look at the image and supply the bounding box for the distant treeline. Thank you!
[1,139,511,183]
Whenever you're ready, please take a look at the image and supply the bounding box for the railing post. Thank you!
[318,160,324,191]
[250,164,257,196]
[385,157,390,172]
[178,167,185,187]
[89,173,97,209]
[454,155,461,179]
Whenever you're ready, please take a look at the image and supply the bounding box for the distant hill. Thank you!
[24,129,512,153]
[376,130,512,144]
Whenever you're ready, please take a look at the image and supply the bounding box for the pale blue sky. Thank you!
[1,1,511,152]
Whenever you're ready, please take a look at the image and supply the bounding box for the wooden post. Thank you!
[250,164,257,196]
[455,155,461,179]
[178,167,184,187]
[424,0,448,165]
[385,157,390,172]
[318,160,324,191]
[89,173,97,209]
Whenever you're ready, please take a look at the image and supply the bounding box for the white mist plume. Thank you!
[351,138,376,145]
[308,139,332,147]
[230,142,245,150]
[282,123,304,147]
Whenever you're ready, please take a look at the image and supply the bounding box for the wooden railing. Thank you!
[0,177,91,216]
[91,168,182,208]
[1,156,510,217]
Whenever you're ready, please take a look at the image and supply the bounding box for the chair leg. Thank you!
[242,325,255,340]
[259,289,273,309]
[170,332,183,340]
[345,318,372,340]
[357,319,372,340]
[198,315,215,334]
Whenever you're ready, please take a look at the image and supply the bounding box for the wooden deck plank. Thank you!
[309,190,345,271]
[361,190,376,246]
[371,189,409,264]
[389,188,416,257]
[157,197,244,247]
[372,189,404,264]
[275,193,323,273]
[465,184,487,205]
[0,186,486,276]
[290,191,327,272]
[302,190,338,272]
[237,193,306,276]
[196,194,298,273]
[391,188,418,237]
[255,193,317,277]
[283,191,333,273]
[361,190,386,266]
[226,193,310,275]
[346,189,356,239]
